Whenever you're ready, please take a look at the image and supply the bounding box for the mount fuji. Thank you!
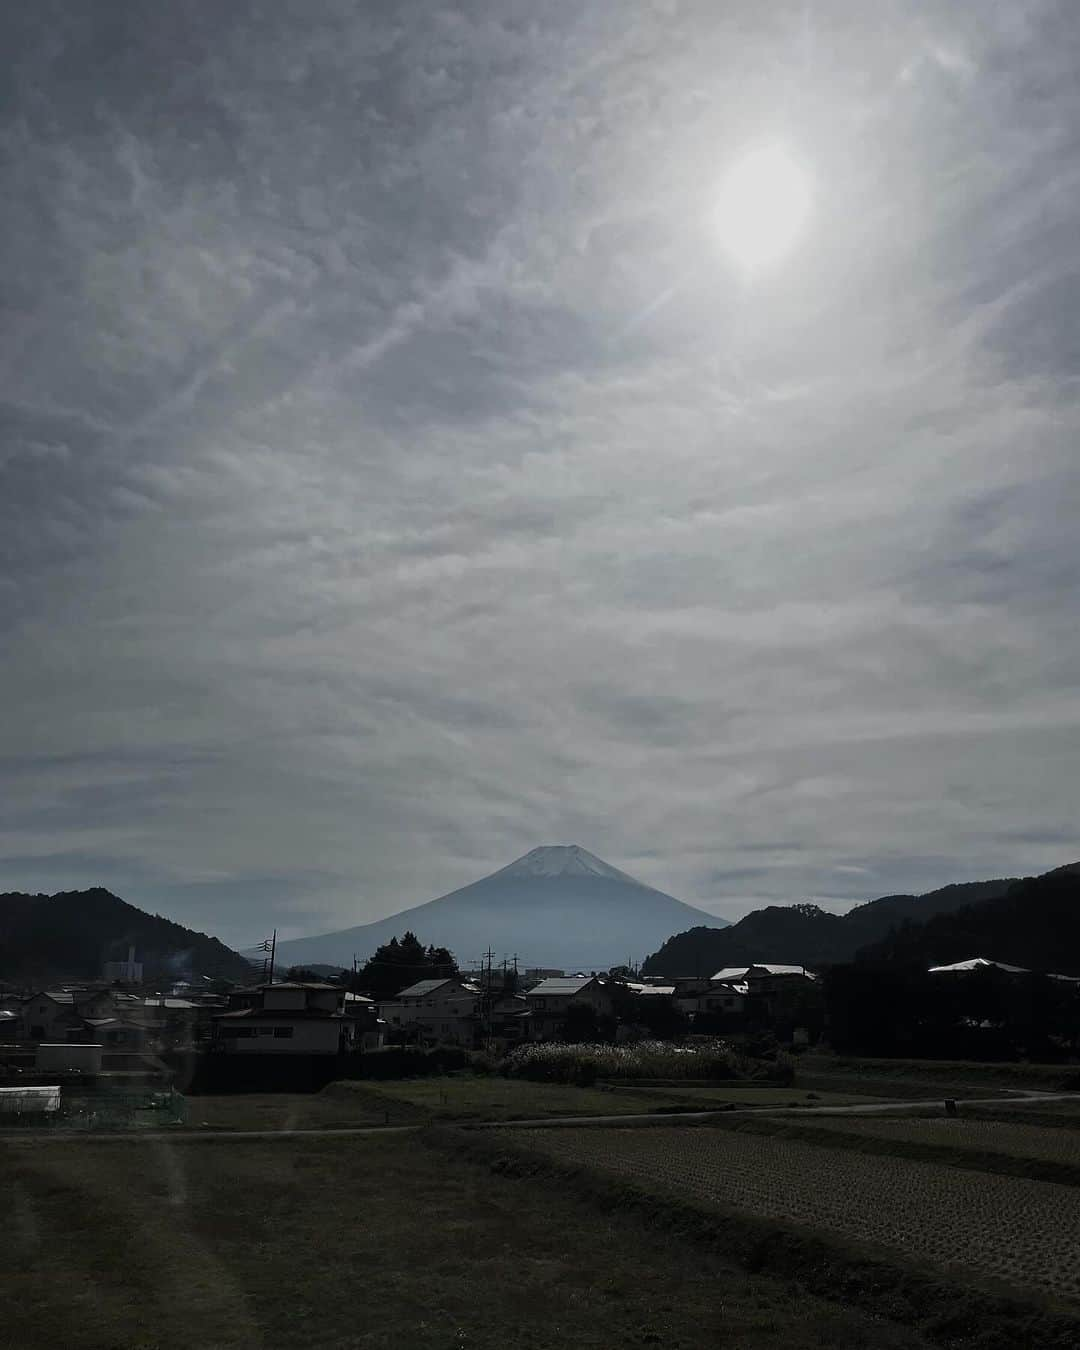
[273,845,727,973]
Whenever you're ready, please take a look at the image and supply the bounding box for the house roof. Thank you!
[259,981,340,991]
[625,983,675,996]
[393,978,458,999]
[928,958,1030,975]
[711,964,809,982]
[527,977,598,996]
[215,1007,344,1022]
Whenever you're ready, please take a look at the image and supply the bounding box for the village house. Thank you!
[524,976,614,1040]
[81,1017,150,1051]
[674,983,748,1021]
[487,992,531,1045]
[18,988,119,1042]
[133,995,204,1050]
[717,965,815,1017]
[378,977,482,1046]
[343,992,386,1050]
[213,982,367,1056]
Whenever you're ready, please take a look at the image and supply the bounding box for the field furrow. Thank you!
[795,1117,1080,1165]
[508,1125,1080,1301]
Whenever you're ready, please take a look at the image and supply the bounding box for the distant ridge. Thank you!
[274,845,727,972]
[641,876,1020,976]
[857,864,1080,976]
[0,887,253,983]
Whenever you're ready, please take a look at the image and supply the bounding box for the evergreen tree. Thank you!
[356,932,459,998]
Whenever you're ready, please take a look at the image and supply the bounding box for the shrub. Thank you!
[501,1039,739,1084]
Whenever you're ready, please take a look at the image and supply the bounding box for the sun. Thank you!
[714,145,812,273]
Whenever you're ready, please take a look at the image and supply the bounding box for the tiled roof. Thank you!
[711,964,810,982]
[527,977,597,996]
[928,957,1028,975]
[259,981,340,991]
[393,978,456,999]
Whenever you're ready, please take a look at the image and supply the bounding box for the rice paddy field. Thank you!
[0,1130,937,1350]
[504,1123,1080,1303]
[793,1115,1080,1166]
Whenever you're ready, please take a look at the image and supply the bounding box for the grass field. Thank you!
[796,1055,1075,1098]
[965,1099,1080,1130]
[181,1088,421,1130]
[0,1131,935,1350]
[180,1077,683,1130]
[506,1124,1080,1304]
[334,1075,687,1120]
[611,1084,883,1108]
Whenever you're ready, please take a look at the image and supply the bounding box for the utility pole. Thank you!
[253,935,274,984]
[483,947,494,1046]
[268,928,277,985]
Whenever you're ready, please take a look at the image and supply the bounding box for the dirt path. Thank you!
[2,1090,1077,1141]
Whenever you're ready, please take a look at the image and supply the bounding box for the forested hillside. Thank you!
[0,887,253,984]
[642,877,1018,975]
[857,865,1080,975]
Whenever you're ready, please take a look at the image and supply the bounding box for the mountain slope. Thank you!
[274,845,727,972]
[0,887,253,984]
[641,877,1019,976]
[857,865,1080,974]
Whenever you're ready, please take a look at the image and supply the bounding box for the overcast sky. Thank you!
[2,1,1078,950]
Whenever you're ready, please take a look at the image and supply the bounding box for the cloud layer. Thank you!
[2,2,1078,950]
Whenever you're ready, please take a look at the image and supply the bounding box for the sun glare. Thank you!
[714,146,812,273]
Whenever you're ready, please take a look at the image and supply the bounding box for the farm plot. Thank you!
[801,1117,1080,1167]
[509,1125,1080,1303]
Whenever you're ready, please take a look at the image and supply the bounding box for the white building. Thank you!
[103,946,143,984]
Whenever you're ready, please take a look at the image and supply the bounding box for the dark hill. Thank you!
[856,865,1080,975]
[0,887,253,984]
[641,877,1018,976]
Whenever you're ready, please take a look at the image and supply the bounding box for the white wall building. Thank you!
[103,946,143,984]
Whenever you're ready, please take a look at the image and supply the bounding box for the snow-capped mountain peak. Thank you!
[495,845,641,885]
[273,842,729,971]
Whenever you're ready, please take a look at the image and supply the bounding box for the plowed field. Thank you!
[798,1116,1080,1166]
[508,1125,1080,1301]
